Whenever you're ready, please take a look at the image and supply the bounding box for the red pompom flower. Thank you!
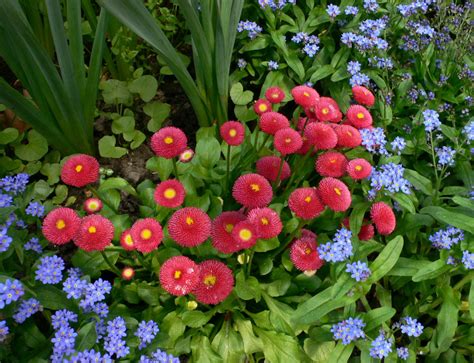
[315,151,348,178]
[168,207,211,247]
[274,127,303,155]
[342,218,375,241]
[304,122,338,150]
[122,267,135,281]
[61,154,100,188]
[290,238,324,271]
[288,187,325,220]
[220,121,245,146]
[154,179,185,208]
[120,229,135,251]
[232,221,258,250]
[256,156,291,182]
[247,207,282,239]
[370,202,396,235]
[179,148,195,163]
[159,256,200,296]
[130,218,163,253]
[211,211,246,254]
[291,85,320,108]
[232,173,273,208]
[259,112,290,135]
[193,260,234,305]
[83,198,103,214]
[73,215,114,252]
[346,105,373,129]
[42,207,81,245]
[346,159,372,180]
[352,86,375,107]
[318,177,352,212]
[265,86,285,104]
[335,125,362,148]
[254,99,272,115]
[151,127,188,159]
[315,97,342,123]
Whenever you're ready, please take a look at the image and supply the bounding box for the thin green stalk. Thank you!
[100,251,121,276]
[225,144,231,195]
[283,148,313,192]
[272,155,286,189]
[360,294,372,312]
[272,219,306,257]
[246,248,255,277]
[172,157,180,181]
[87,185,117,213]
[253,128,260,149]
[257,134,271,154]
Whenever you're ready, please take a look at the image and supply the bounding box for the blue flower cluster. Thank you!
[268,60,279,70]
[0,279,24,308]
[331,317,366,344]
[24,237,43,253]
[397,347,409,360]
[25,201,45,218]
[341,17,388,52]
[429,226,464,250]
[368,56,394,69]
[346,261,371,282]
[345,6,358,15]
[422,109,441,132]
[135,320,160,349]
[52,310,78,330]
[369,163,412,198]
[391,137,407,155]
[237,21,262,39]
[139,349,180,363]
[0,227,12,252]
[65,350,112,363]
[347,60,370,87]
[400,317,424,337]
[51,320,77,363]
[0,321,8,342]
[398,0,434,16]
[318,228,353,262]
[370,333,393,359]
[35,255,65,284]
[0,173,29,196]
[462,251,474,270]
[13,298,42,323]
[291,32,320,57]
[258,0,295,10]
[104,317,129,358]
[435,146,456,167]
[326,4,340,18]
[360,127,389,155]
[80,279,112,310]
[363,0,379,12]
[237,58,247,69]
[0,194,13,208]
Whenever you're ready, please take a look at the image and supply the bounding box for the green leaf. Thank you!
[112,115,135,134]
[211,321,245,363]
[99,177,137,196]
[327,342,354,363]
[143,101,171,132]
[234,315,262,354]
[128,75,158,102]
[100,79,132,105]
[262,292,297,335]
[452,196,474,210]
[412,259,451,282]
[309,65,335,83]
[429,286,460,359]
[98,135,128,158]
[71,249,119,277]
[391,193,416,214]
[304,340,335,363]
[387,257,431,277]
[33,180,54,199]
[40,163,61,185]
[235,271,261,301]
[14,130,48,161]
[191,335,222,363]
[254,328,309,363]
[146,156,173,181]
[364,307,396,332]
[367,236,404,284]
[75,322,97,351]
[255,237,279,252]
[230,82,253,105]
[35,285,77,311]
[0,127,19,144]
[349,203,368,236]
[181,310,212,328]
[405,169,433,195]
[196,137,221,167]
[420,206,474,234]
[469,281,474,320]
[137,283,161,305]
[130,130,146,149]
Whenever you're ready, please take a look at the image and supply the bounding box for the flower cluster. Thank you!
[25,201,45,218]
[423,109,441,132]
[135,320,159,350]
[331,317,366,344]
[360,127,389,155]
[104,317,129,358]
[369,163,412,197]
[0,227,12,252]
[462,251,474,270]
[318,228,353,262]
[258,0,295,10]
[35,255,65,284]
[291,32,320,57]
[370,333,393,359]
[346,261,371,281]
[24,237,43,253]
[237,20,262,39]
[400,317,424,337]
[139,349,180,363]
[435,146,456,167]
[0,173,29,195]
[13,298,42,323]
[429,226,464,250]
[0,279,24,308]
[51,311,77,363]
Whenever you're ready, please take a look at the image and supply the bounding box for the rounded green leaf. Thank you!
[14,130,48,161]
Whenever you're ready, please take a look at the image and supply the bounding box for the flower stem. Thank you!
[172,157,180,181]
[246,248,255,277]
[100,251,121,276]
[272,219,306,257]
[225,144,231,196]
[360,294,372,312]
[257,134,271,154]
[272,155,285,190]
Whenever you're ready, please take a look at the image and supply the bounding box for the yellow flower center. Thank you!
[250,183,260,192]
[303,91,310,97]
[88,201,98,210]
[305,247,312,255]
[239,229,252,241]
[285,137,292,144]
[322,108,329,115]
[271,93,279,99]
[347,131,353,136]
[261,217,269,225]
[123,268,134,278]
[88,226,97,234]
[334,187,342,196]
[141,229,152,240]
[356,112,364,119]
[258,104,268,112]
[186,217,194,226]
[204,274,217,286]
[182,151,192,160]
[164,188,176,199]
[304,196,312,203]
[355,165,362,171]
[75,164,83,172]
[229,129,237,137]
[330,159,336,163]
[225,223,234,233]
[124,234,134,246]
[174,270,182,279]
[56,219,66,230]
[164,136,174,144]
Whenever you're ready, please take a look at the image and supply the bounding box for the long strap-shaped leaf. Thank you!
[98,0,211,126]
